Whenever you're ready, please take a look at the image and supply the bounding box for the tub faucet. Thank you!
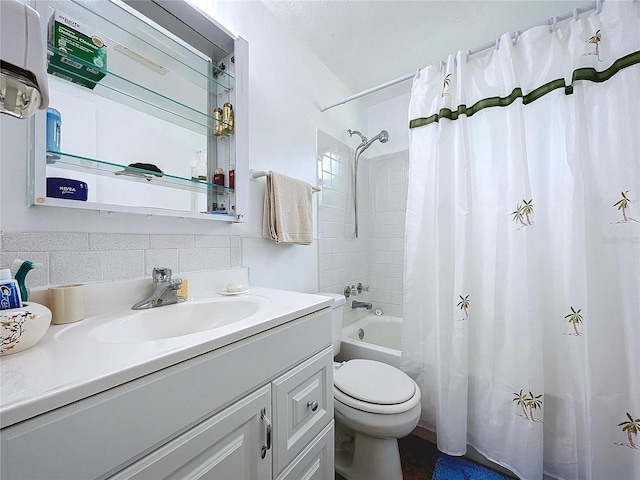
[351,300,372,310]
[132,267,184,310]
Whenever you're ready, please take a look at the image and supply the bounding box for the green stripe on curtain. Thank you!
[409,51,640,129]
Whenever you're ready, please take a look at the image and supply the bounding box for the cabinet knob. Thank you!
[307,400,319,412]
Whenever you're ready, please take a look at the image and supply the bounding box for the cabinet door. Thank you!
[276,422,334,480]
[109,386,272,480]
[272,347,333,476]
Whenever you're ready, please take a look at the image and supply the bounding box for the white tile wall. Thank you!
[0,232,241,290]
[317,129,409,324]
[367,151,409,318]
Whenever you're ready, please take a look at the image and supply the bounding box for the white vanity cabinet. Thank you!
[0,308,334,480]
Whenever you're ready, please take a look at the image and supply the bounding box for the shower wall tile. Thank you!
[318,129,408,323]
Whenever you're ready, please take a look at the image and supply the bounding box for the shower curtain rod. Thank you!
[319,0,601,112]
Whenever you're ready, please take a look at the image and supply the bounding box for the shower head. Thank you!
[347,128,390,240]
[360,129,389,153]
[348,129,390,155]
[347,129,367,143]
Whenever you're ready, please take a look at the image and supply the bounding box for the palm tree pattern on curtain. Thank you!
[512,390,544,423]
[611,191,639,224]
[457,294,470,321]
[564,306,584,336]
[442,73,453,99]
[617,413,640,450]
[583,29,602,61]
[512,199,534,229]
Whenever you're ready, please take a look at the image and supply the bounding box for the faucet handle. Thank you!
[152,267,172,283]
[169,278,183,290]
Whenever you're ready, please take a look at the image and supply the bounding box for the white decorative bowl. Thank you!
[1,302,52,356]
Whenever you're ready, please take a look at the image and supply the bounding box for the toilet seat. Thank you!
[334,359,420,414]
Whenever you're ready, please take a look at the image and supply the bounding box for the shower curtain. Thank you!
[403,1,639,479]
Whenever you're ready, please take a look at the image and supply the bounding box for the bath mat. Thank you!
[433,454,514,480]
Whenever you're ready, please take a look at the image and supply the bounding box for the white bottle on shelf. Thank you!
[191,150,207,212]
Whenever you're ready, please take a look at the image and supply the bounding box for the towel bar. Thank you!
[250,169,320,192]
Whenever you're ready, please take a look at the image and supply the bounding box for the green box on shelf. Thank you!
[47,10,107,90]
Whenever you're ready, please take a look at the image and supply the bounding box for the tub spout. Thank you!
[351,300,372,310]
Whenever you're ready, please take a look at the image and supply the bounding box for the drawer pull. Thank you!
[260,407,272,459]
[307,400,319,412]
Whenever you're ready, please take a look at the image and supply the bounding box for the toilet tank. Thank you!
[318,292,346,355]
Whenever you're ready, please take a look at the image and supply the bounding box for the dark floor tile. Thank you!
[401,463,433,480]
[334,434,438,480]
[399,434,439,476]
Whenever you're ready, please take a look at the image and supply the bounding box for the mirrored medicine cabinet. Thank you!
[29,0,248,222]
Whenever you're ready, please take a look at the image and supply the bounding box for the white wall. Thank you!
[368,92,411,155]
[0,0,366,293]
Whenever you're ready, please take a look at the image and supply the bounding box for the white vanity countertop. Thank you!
[0,282,332,428]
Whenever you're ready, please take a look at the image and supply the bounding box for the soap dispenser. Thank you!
[0,0,50,118]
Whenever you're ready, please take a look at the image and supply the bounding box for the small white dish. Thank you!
[218,288,250,296]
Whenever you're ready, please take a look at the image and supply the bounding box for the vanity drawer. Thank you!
[272,346,333,476]
[276,421,334,480]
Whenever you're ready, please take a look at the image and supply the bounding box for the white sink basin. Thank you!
[95,297,265,343]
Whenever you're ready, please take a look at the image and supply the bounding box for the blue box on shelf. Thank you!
[46,177,88,201]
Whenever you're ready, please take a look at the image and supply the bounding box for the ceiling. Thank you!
[260,0,595,107]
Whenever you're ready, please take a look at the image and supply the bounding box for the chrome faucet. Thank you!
[351,300,372,310]
[132,267,184,310]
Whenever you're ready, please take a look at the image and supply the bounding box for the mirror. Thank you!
[31,0,246,221]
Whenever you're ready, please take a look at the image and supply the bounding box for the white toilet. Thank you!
[321,292,421,480]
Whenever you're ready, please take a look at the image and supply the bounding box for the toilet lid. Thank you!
[334,359,416,405]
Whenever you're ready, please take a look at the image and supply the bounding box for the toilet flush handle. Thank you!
[307,400,319,412]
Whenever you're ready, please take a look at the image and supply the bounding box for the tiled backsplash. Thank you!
[0,232,241,290]
[317,129,408,322]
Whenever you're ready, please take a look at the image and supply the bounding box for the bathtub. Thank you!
[336,314,402,369]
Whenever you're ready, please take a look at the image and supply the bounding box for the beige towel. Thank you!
[262,171,313,245]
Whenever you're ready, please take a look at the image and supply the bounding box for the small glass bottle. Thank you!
[214,167,225,186]
[229,164,235,189]
[222,102,234,134]
[191,150,207,181]
[213,107,224,136]
[191,150,207,213]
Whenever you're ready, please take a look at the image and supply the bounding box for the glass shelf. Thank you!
[45,0,234,87]
[46,151,235,195]
[33,0,246,223]
[48,46,234,137]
